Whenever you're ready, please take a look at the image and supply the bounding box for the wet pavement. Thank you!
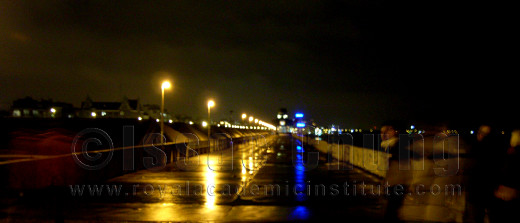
[1,135,386,222]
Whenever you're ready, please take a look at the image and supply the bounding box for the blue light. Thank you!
[296,123,305,128]
[291,206,310,220]
[295,113,304,118]
[296,145,302,151]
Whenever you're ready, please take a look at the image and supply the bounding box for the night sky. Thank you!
[0,0,510,128]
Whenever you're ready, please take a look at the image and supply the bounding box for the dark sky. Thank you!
[0,0,511,128]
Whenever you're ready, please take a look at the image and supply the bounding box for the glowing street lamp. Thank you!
[249,116,254,122]
[161,80,171,144]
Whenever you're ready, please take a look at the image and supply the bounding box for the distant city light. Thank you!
[295,113,304,118]
[470,130,474,134]
[283,114,288,119]
[315,128,323,136]
[189,121,194,125]
[168,119,173,123]
[202,121,208,127]
[101,111,107,116]
[91,112,96,117]
[242,113,247,119]
[50,108,56,113]
[296,123,305,128]
[156,119,160,122]
[277,114,282,119]
[138,117,142,121]
[410,125,415,130]
[249,116,254,122]
[296,146,302,151]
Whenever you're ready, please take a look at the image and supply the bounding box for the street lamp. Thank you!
[161,80,171,144]
[207,100,215,150]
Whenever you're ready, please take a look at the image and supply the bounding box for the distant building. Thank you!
[140,104,175,122]
[10,97,74,118]
[79,96,143,119]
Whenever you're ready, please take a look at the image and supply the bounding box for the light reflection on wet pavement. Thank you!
[2,135,383,222]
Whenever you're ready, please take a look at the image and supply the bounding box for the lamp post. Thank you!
[207,100,215,150]
[161,81,171,144]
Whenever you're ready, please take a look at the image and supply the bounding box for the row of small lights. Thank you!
[135,112,275,131]
[82,111,276,130]
[323,128,364,134]
[135,116,275,130]
[239,113,276,130]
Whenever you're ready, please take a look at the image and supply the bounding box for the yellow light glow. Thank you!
[241,113,247,119]
[249,116,254,122]
[204,161,217,209]
[254,119,258,123]
[91,112,96,117]
[202,121,208,127]
[161,81,171,89]
[50,108,56,113]
[208,100,215,108]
